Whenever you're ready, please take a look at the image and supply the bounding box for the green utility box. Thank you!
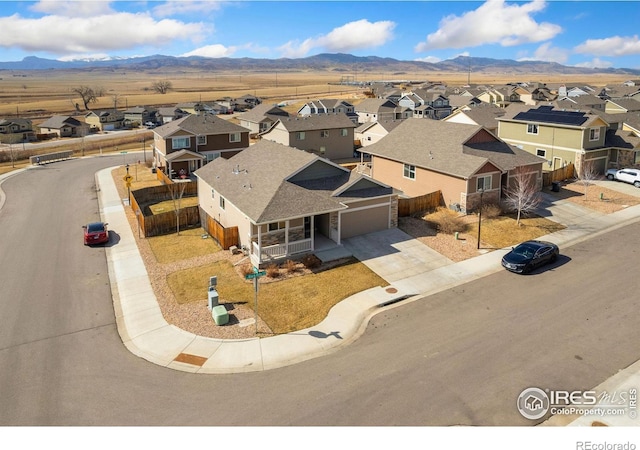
[212,305,229,325]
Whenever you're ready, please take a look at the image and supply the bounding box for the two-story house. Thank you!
[123,106,158,127]
[259,114,357,161]
[399,90,452,120]
[237,103,290,135]
[85,110,125,132]
[497,106,609,173]
[0,118,35,144]
[355,98,409,123]
[297,99,358,123]
[152,113,250,178]
[362,119,544,214]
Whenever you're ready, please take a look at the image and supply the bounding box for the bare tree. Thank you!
[151,80,173,94]
[577,159,599,200]
[168,180,189,235]
[502,167,542,225]
[71,86,98,110]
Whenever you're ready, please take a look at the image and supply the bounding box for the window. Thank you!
[296,131,305,140]
[589,128,600,141]
[635,151,640,165]
[403,164,416,180]
[319,146,326,155]
[536,148,546,157]
[196,135,207,146]
[320,130,329,138]
[229,132,241,143]
[211,188,215,199]
[206,153,220,163]
[340,128,348,137]
[268,221,286,232]
[527,123,539,135]
[172,137,189,149]
[477,175,492,191]
[219,197,225,210]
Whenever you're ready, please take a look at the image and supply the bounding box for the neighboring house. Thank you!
[259,114,357,161]
[553,94,606,112]
[447,94,482,111]
[123,106,158,126]
[355,98,408,123]
[157,107,189,124]
[442,103,506,134]
[297,99,358,123]
[355,120,404,148]
[497,105,610,173]
[85,110,124,132]
[0,118,35,144]
[362,119,544,214]
[38,115,90,137]
[237,103,290,135]
[195,140,398,266]
[152,113,250,177]
[400,91,452,119]
[531,85,556,102]
[234,94,261,111]
[605,98,640,115]
[605,128,640,170]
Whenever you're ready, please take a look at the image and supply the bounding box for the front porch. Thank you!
[249,215,345,267]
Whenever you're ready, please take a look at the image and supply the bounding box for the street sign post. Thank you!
[245,267,266,334]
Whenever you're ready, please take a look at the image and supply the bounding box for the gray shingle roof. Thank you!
[272,114,356,132]
[154,113,249,138]
[364,119,542,178]
[237,103,290,122]
[39,115,82,128]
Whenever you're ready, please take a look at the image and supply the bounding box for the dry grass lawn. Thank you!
[167,257,387,334]
[148,196,199,215]
[147,227,222,264]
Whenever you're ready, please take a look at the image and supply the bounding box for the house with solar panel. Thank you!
[497,106,609,173]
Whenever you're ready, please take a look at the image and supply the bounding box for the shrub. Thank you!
[283,259,297,273]
[481,202,502,219]
[425,207,466,235]
[266,264,280,278]
[302,254,322,269]
[240,264,254,277]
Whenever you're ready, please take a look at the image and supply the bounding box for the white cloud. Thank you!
[574,35,640,57]
[182,44,236,58]
[30,0,114,17]
[518,42,569,63]
[0,12,206,56]
[414,56,441,63]
[278,19,395,58]
[415,0,561,52]
[574,58,613,69]
[153,0,224,18]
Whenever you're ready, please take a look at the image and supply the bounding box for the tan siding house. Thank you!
[363,119,544,213]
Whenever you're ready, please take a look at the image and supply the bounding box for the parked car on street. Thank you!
[501,240,559,274]
[606,168,640,187]
[83,222,109,245]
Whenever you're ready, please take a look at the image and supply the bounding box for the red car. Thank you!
[83,222,109,245]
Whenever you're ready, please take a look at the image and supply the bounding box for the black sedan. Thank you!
[501,240,559,274]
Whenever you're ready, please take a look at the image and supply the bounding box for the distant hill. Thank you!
[1,53,639,76]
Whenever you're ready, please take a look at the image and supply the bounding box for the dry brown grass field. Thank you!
[0,68,632,121]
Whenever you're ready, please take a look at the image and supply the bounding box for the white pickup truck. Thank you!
[606,168,640,187]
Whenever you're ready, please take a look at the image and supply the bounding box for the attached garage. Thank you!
[339,203,392,240]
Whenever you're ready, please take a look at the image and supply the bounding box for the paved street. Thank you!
[0,156,639,425]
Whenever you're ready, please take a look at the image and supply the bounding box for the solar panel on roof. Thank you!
[513,108,589,126]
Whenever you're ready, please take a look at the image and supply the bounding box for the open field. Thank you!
[0,68,634,120]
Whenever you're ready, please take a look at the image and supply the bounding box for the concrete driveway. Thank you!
[342,227,454,284]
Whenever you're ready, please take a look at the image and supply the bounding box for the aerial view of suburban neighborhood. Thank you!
[1,0,639,447]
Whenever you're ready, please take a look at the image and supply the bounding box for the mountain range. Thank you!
[1,53,639,76]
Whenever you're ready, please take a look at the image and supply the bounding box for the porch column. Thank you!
[285,220,289,255]
[257,225,262,266]
[311,216,315,251]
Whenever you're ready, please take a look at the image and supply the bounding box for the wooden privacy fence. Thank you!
[542,163,575,186]
[201,209,239,250]
[129,184,200,237]
[398,191,443,217]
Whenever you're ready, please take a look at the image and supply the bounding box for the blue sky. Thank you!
[0,1,639,68]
